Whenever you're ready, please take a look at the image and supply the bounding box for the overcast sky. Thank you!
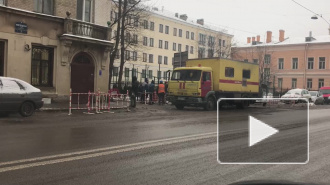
[147,0,330,45]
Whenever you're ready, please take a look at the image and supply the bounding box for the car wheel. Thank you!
[175,104,184,110]
[204,97,215,111]
[19,102,35,117]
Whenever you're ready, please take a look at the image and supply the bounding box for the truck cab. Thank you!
[167,67,214,110]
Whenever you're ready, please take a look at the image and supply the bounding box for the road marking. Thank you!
[0,132,216,173]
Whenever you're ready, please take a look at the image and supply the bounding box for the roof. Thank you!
[235,35,330,48]
[149,9,233,38]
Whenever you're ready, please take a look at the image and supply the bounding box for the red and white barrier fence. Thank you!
[68,88,130,115]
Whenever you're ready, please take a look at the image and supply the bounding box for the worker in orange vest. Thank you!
[158,80,165,105]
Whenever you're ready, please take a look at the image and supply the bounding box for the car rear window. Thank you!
[1,79,23,92]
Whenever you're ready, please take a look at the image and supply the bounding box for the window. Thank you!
[164,56,168,65]
[115,50,120,59]
[144,20,148,29]
[308,57,314,69]
[159,24,163,33]
[149,54,153,63]
[225,67,234,77]
[307,79,312,89]
[278,58,284,69]
[191,32,195,40]
[143,53,147,62]
[142,69,146,78]
[125,68,130,78]
[186,31,190,39]
[222,40,226,47]
[163,71,167,80]
[278,78,283,89]
[157,71,161,79]
[173,43,177,51]
[253,59,258,64]
[158,55,162,64]
[186,45,189,52]
[113,67,118,76]
[159,40,163,49]
[264,68,270,77]
[208,49,214,58]
[132,68,137,78]
[219,39,222,47]
[319,79,324,89]
[173,28,177,36]
[149,70,153,78]
[34,0,54,15]
[77,0,92,22]
[198,33,206,45]
[150,22,154,31]
[198,47,205,58]
[264,54,271,64]
[134,18,139,27]
[243,70,251,79]
[125,50,130,60]
[165,26,169,34]
[31,46,53,86]
[149,38,154,47]
[143,37,148,46]
[292,58,298,69]
[178,44,182,52]
[132,51,137,61]
[243,59,248,63]
[132,34,138,44]
[190,46,194,54]
[292,78,297,89]
[179,29,182,37]
[319,57,325,69]
[165,41,169,50]
[203,72,211,81]
[208,36,215,47]
[125,33,131,43]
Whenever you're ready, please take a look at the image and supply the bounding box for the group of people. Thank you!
[130,77,168,107]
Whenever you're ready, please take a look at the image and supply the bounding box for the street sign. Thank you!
[15,22,28,34]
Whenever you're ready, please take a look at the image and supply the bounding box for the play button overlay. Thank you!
[217,98,309,164]
[249,116,278,147]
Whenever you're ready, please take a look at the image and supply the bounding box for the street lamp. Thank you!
[311,14,330,34]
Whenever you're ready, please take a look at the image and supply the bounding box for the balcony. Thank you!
[63,18,112,43]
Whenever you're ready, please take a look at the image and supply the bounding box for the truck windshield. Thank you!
[320,89,330,95]
[171,70,202,81]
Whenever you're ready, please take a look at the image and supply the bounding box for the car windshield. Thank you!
[320,89,330,95]
[285,90,301,95]
[171,70,202,81]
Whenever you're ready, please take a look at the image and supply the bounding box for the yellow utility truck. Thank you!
[167,58,259,110]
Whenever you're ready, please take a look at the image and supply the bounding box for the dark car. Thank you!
[0,77,43,117]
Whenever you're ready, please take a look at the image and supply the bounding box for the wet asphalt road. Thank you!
[0,104,329,185]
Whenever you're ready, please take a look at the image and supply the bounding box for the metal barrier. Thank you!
[68,88,130,115]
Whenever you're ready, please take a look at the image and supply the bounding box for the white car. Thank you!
[281,88,312,103]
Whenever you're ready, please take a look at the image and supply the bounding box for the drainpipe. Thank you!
[304,43,309,89]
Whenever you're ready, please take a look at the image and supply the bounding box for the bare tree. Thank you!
[108,0,150,90]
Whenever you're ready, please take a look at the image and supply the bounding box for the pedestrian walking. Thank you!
[158,80,165,105]
[148,80,155,105]
[130,76,139,108]
[142,78,149,103]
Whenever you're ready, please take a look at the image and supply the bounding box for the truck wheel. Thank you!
[19,102,35,117]
[175,104,184,110]
[204,97,215,111]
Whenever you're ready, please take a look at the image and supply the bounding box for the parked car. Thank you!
[319,86,330,104]
[281,88,312,103]
[0,77,43,117]
[309,91,325,105]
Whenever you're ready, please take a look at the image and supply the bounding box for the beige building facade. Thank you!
[108,6,233,85]
[0,0,113,99]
